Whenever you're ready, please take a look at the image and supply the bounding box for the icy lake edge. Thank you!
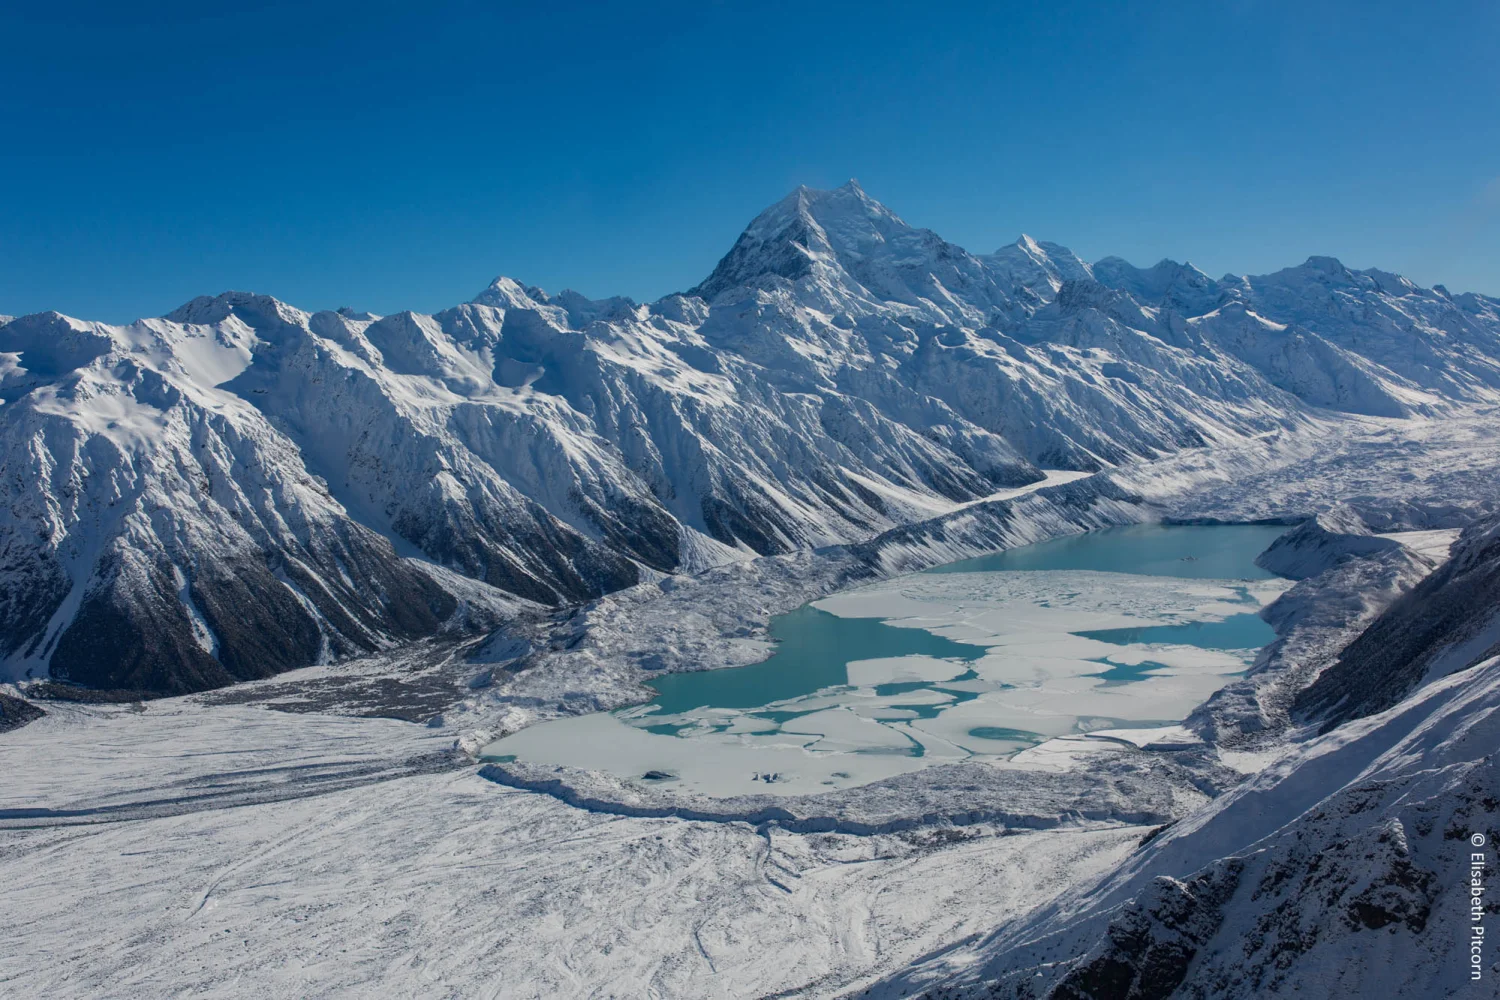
[478,523,1294,799]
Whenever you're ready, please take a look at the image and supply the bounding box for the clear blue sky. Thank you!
[3,1,1496,323]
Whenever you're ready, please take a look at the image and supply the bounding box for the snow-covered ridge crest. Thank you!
[4,183,1500,695]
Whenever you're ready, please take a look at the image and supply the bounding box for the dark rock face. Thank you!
[701,490,797,557]
[0,690,45,732]
[392,497,638,606]
[688,216,818,301]
[1221,815,1441,992]
[284,532,458,644]
[575,487,681,574]
[50,552,238,695]
[1296,515,1500,728]
[1050,861,1245,1000]
[185,556,324,683]
[0,551,71,660]
[47,524,461,697]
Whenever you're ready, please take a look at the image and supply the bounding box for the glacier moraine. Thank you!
[480,524,1292,796]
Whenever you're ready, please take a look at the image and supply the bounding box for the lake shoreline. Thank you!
[481,524,1292,798]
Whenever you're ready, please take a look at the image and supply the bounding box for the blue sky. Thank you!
[3,1,1496,322]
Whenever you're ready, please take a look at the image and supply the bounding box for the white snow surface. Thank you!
[6,183,1500,998]
[0,698,1146,998]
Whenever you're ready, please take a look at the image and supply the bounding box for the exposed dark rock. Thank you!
[393,501,638,606]
[0,551,71,660]
[186,556,324,683]
[702,490,796,556]
[1049,860,1245,1000]
[50,551,237,695]
[46,524,462,697]
[1296,514,1500,729]
[0,691,44,732]
[688,214,817,301]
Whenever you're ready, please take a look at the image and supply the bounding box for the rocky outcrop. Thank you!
[0,691,43,733]
[1048,861,1245,1000]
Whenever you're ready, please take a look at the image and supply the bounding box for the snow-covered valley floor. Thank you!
[0,701,1144,998]
[4,411,1500,998]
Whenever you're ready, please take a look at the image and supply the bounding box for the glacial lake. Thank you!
[482,523,1293,797]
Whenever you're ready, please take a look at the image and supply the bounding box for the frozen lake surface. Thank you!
[483,525,1291,796]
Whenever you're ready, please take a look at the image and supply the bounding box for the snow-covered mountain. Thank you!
[5,181,1500,695]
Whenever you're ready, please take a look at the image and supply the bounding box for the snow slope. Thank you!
[868,655,1500,999]
[1252,505,1404,579]
[1296,513,1500,730]
[5,183,1500,696]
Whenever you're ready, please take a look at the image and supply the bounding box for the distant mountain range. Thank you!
[4,181,1499,695]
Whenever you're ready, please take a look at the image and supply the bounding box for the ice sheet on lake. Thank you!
[483,565,1292,797]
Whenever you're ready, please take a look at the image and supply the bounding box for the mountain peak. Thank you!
[687,182,914,300]
[473,276,551,311]
[1302,255,1349,276]
[744,181,895,238]
[986,235,1094,291]
[0,310,118,377]
[165,291,307,329]
[1087,256,1222,314]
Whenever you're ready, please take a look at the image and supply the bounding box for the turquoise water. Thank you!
[485,524,1293,794]
[614,523,1287,754]
[1086,658,1174,684]
[1076,612,1276,651]
[926,522,1288,579]
[967,726,1044,744]
[644,606,990,715]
